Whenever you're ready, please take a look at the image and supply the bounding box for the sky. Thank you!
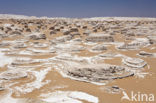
[0,0,156,18]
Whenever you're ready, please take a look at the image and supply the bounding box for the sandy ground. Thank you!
[0,17,156,103]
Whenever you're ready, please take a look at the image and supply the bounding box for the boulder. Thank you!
[138,51,154,57]
[0,33,9,38]
[62,63,134,82]
[0,42,10,47]
[91,44,107,52]
[118,38,150,50]
[122,57,147,68]
[29,33,46,40]
[0,70,27,80]
[54,43,85,52]
[0,86,5,91]
[93,29,97,32]
[50,30,56,35]
[147,36,156,44]
[25,28,31,32]
[10,31,21,35]
[62,29,70,35]
[82,25,88,29]
[70,27,79,32]
[32,42,48,48]
[51,35,73,44]
[13,43,27,48]
[71,32,81,37]
[98,52,117,58]
[83,30,91,36]
[86,33,114,42]
[49,26,55,30]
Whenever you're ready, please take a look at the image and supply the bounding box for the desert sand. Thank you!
[0,14,156,103]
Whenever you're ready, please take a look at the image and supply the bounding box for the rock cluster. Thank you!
[0,16,155,101]
[118,38,150,50]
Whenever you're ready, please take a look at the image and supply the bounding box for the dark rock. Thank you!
[29,33,46,40]
[26,28,31,32]
[86,33,114,42]
[138,51,154,57]
[50,30,56,35]
[10,31,21,35]
[70,27,79,32]
[0,86,5,91]
[49,26,55,30]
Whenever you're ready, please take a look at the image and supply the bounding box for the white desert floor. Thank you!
[0,15,156,103]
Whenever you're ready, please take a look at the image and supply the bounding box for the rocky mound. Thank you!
[118,38,150,50]
[122,57,147,68]
[86,33,114,42]
[62,63,134,82]
[0,70,27,80]
[138,51,155,57]
[91,44,107,52]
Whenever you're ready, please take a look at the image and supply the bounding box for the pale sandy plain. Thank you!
[0,14,156,103]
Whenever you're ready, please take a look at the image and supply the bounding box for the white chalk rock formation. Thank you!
[123,57,147,68]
